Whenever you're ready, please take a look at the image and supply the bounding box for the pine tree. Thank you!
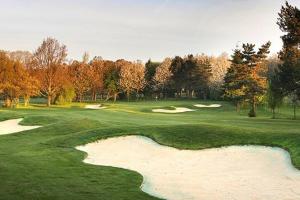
[277,1,300,119]
[144,59,160,97]
[267,70,284,119]
[193,55,212,99]
[170,56,185,97]
[244,42,271,117]
[223,49,246,112]
[224,42,271,116]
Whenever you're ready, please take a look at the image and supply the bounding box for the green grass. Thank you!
[0,100,299,200]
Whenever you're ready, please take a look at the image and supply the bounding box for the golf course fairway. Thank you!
[0,100,300,200]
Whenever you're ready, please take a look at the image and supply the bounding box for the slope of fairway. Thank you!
[0,100,299,200]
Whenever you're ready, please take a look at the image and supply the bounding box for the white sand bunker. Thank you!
[194,104,222,108]
[152,107,194,113]
[77,136,300,200]
[0,118,41,135]
[85,104,106,110]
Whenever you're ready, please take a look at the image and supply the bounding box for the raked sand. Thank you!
[152,107,194,113]
[0,118,41,135]
[77,135,300,200]
[85,104,106,110]
[194,104,222,108]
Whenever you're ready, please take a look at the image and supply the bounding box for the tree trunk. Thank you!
[24,96,30,107]
[4,97,12,108]
[47,96,51,107]
[13,98,19,108]
[127,90,130,101]
[248,97,256,117]
[272,108,275,119]
[94,92,97,101]
[293,103,297,120]
[105,92,110,101]
[236,102,240,113]
[92,90,97,101]
[161,86,165,100]
[113,93,117,102]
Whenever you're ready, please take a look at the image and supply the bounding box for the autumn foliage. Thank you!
[0,1,299,119]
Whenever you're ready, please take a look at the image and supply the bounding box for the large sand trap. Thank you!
[194,104,222,108]
[77,136,300,200]
[0,118,41,135]
[152,107,194,113]
[85,104,106,110]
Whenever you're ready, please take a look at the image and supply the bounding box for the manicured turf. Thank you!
[0,100,299,200]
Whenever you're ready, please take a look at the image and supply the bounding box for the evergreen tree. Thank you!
[224,42,270,116]
[170,56,185,97]
[267,70,284,119]
[193,55,212,99]
[277,1,300,119]
[170,55,212,99]
[144,59,160,97]
[223,49,246,112]
[243,42,271,117]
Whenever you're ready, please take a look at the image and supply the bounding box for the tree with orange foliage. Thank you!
[69,61,91,102]
[153,57,172,98]
[0,51,39,107]
[243,42,271,117]
[89,57,106,101]
[0,51,18,107]
[33,37,67,106]
[119,60,146,101]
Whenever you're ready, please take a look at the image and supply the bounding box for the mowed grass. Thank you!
[0,100,299,200]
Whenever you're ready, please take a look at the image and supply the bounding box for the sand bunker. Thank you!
[194,104,222,108]
[77,136,300,200]
[152,107,194,113]
[0,118,41,135]
[85,104,106,110]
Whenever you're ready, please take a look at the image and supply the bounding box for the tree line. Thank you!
[0,1,299,119]
[0,39,230,107]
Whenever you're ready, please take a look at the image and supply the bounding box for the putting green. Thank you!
[0,100,299,200]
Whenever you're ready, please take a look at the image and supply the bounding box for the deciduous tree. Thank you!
[119,60,146,101]
[154,58,172,98]
[209,53,231,99]
[69,61,91,102]
[90,57,106,101]
[33,37,67,106]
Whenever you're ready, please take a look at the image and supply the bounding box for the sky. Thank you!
[0,0,299,62]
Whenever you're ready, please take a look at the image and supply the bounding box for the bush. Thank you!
[56,85,76,105]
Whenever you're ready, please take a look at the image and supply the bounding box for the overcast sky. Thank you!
[1,0,299,62]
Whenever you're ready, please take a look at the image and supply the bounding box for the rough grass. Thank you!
[0,100,299,200]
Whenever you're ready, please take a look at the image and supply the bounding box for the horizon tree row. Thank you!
[0,38,231,107]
